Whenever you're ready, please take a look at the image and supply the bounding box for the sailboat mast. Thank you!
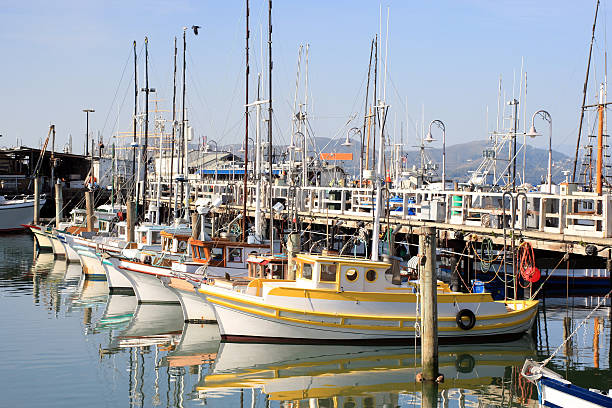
[268,0,273,254]
[371,101,387,262]
[362,38,374,186]
[132,40,138,190]
[142,37,150,217]
[242,0,250,241]
[572,0,600,182]
[169,37,177,222]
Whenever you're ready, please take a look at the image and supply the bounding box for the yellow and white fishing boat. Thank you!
[197,253,538,344]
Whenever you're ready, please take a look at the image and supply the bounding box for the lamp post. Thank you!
[342,127,361,184]
[425,119,446,190]
[527,110,553,194]
[83,109,95,155]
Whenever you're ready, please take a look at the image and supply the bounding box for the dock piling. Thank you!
[419,226,439,382]
[55,181,63,228]
[85,191,94,232]
[33,177,40,225]
[126,200,135,243]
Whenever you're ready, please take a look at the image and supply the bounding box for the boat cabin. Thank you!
[160,230,191,254]
[189,237,268,269]
[294,254,397,292]
[247,254,288,279]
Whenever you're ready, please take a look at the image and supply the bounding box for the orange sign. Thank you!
[320,152,353,161]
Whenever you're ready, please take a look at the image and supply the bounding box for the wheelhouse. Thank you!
[189,237,268,269]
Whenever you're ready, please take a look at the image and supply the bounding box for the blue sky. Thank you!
[0,1,608,156]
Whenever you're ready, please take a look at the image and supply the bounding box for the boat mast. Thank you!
[169,37,177,222]
[267,0,273,254]
[180,27,187,219]
[371,100,388,262]
[142,37,150,218]
[572,0,600,183]
[361,38,374,186]
[132,40,138,192]
[242,0,250,241]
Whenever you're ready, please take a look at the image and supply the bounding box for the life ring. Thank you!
[456,309,476,330]
[455,353,476,373]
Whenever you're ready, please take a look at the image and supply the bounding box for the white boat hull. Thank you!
[162,277,216,322]
[100,257,134,294]
[0,198,44,232]
[49,235,66,259]
[199,284,538,343]
[32,228,53,251]
[77,249,107,281]
[58,233,81,263]
[112,259,179,304]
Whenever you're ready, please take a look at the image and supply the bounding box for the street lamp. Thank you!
[83,109,95,155]
[426,119,446,190]
[527,110,553,194]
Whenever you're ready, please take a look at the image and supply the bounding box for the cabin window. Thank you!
[228,247,243,263]
[365,269,377,282]
[302,263,313,280]
[118,226,125,236]
[320,264,337,282]
[99,221,108,231]
[140,232,148,244]
[192,246,200,259]
[211,247,223,262]
[151,231,161,244]
[384,268,394,283]
[345,268,358,282]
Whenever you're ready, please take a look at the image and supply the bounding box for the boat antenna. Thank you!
[169,36,177,223]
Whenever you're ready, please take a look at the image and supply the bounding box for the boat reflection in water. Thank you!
[160,323,221,368]
[96,294,138,332]
[197,337,535,406]
[115,303,184,349]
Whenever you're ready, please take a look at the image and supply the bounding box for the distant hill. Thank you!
[224,137,572,185]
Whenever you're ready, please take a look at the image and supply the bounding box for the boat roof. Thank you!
[296,253,391,268]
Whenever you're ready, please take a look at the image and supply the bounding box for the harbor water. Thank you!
[1,233,610,407]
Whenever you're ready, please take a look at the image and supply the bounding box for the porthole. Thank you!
[345,268,358,282]
[365,269,377,282]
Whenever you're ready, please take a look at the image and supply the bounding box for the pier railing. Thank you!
[150,180,612,239]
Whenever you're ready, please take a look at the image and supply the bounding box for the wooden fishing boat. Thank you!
[197,253,538,344]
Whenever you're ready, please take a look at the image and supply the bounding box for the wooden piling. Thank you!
[33,177,40,225]
[191,213,201,240]
[126,200,135,243]
[287,232,300,280]
[419,226,439,381]
[85,191,94,232]
[55,181,63,228]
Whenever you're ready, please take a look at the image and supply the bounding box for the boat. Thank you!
[196,252,538,344]
[0,195,45,232]
[522,359,612,407]
[160,241,278,323]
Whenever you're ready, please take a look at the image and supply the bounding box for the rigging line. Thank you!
[386,71,417,129]
[185,61,216,135]
[99,46,139,143]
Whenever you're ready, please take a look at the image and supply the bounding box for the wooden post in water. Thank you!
[33,177,40,225]
[55,181,63,228]
[419,226,439,381]
[287,232,300,280]
[191,213,200,240]
[126,200,135,243]
[85,191,94,232]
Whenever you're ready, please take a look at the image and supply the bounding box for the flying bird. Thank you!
[192,25,201,35]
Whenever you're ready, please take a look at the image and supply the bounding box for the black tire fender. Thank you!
[456,308,476,330]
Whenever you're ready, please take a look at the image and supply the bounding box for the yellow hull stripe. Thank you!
[205,294,537,333]
[198,286,538,323]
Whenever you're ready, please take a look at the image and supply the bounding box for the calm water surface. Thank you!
[1,233,610,407]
